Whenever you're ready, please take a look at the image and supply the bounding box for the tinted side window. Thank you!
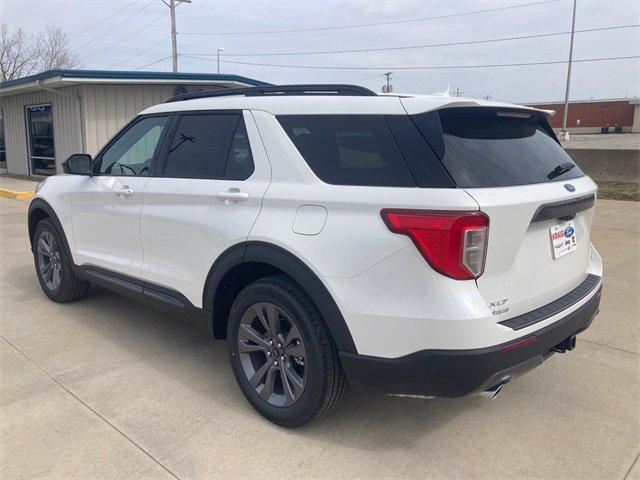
[162,114,239,179]
[100,116,168,176]
[415,108,584,188]
[277,115,416,187]
[224,119,254,180]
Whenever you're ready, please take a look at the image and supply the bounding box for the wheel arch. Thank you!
[203,241,357,354]
[28,198,74,262]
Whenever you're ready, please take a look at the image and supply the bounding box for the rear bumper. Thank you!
[339,281,602,397]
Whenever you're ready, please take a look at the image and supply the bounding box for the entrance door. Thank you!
[25,104,56,176]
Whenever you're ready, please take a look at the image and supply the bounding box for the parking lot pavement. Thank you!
[1,197,638,480]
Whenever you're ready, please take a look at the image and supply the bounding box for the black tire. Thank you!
[227,275,347,427]
[33,218,91,303]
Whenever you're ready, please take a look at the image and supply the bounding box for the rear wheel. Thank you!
[33,219,90,303]
[227,275,347,427]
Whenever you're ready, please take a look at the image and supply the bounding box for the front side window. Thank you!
[99,116,168,176]
[277,115,416,187]
[161,113,252,180]
[26,104,56,176]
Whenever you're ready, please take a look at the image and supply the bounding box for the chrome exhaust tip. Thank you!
[479,383,504,399]
[478,376,511,399]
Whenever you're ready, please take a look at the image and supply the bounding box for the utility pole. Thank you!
[382,72,393,93]
[561,0,577,141]
[163,0,191,72]
[217,48,225,74]
[454,87,463,97]
[484,94,492,100]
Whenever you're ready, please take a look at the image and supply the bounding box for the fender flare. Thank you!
[28,198,76,266]
[202,241,358,354]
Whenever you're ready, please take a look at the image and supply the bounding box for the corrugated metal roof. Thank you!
[0,69,269,95]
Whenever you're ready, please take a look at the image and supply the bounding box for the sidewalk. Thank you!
[0,176,39,199]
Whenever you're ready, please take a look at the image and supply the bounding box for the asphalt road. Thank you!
[1,196,638,480]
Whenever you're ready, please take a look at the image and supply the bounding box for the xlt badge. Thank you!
[489,299,509,316]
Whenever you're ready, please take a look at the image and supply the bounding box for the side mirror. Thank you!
[63,154,92,175]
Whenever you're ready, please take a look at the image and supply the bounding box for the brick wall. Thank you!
[527,101,635,129]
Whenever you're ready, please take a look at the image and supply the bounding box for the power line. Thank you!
[105,36,170,69]
[181,54,640,71]
[69,0,139,39]
[182,24,639,58]
[181,0,561,36]
[133,55,172,71]
[71,0,154,52]
[81,11,169,61]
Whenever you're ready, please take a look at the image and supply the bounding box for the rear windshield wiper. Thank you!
[547,162,575,180]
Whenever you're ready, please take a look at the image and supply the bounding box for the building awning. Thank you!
[0,69,269,96]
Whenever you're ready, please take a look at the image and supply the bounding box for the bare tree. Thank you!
[0,24,35,81]
[36,27,80,72]
[0,23,80,82]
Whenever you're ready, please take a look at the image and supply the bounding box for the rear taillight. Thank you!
[381,209,489,280]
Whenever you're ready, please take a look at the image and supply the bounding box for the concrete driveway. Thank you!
[1,196,638,480]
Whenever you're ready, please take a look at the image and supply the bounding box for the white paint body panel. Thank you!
[139,112,270,307]
[71,175,150,277]
[466,176,598,321]
[34,92,602,360]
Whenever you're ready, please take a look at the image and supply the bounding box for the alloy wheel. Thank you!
[37,230,62,291]
[237,302,307,407]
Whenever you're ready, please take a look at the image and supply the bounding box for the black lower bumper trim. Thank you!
[340,283,601,397]
[499,274,600,331]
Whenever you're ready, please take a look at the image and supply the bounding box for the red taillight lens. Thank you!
[381,209,489,280]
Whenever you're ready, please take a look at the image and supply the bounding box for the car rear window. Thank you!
[277,115,417,187]
[421,108,583,188]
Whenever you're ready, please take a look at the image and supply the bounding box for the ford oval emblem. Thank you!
[564,183,576,192]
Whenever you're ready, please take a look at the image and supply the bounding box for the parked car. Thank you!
[28,85,602,427]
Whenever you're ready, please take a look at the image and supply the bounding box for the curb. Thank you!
[0,188,35,199]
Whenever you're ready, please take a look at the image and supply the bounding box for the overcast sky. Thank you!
[2,0,639,102]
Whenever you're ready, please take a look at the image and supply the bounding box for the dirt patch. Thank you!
[597,181,639,202]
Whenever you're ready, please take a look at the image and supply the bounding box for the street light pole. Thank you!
[561,0,578,140]
[217,48,225,74]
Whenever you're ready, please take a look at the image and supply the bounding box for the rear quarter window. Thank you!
[414,108,584,188]
[277,115,417,187]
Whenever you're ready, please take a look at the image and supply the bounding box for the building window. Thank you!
[25,104,56,176]
[0,109,6,171]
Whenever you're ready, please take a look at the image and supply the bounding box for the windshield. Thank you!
[428,108,584,188]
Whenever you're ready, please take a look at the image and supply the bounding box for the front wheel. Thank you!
[227,275,347,427]
[33,218,90,303]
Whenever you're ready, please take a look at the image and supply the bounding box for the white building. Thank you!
[0,69,267,177]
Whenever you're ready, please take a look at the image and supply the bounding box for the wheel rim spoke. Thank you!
[38,238,52,257]
[253,304,271,334]
[43,264,54,282]
[281,363,304,403]
[249,359,271,388]
[238,324,270,350]
[41,261,54,276]
[284,343,305,358]
[52,266,61,290]
[259,367,277,401]
[264,303,281,337]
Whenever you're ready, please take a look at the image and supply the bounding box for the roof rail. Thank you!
[165,84,377,103]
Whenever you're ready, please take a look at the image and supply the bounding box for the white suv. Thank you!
[29,84,602,427]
